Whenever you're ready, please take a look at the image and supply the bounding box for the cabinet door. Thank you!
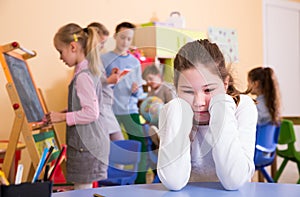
[264,0,300,115]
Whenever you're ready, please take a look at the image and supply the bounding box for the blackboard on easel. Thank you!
[0,42,64,182]
[4,53,45,122]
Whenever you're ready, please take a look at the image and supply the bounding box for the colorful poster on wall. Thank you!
[208,27,239,63]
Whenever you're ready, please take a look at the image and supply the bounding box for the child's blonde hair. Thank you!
[54,23,101,76]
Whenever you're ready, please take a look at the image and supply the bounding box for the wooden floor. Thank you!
[275,158,299,184]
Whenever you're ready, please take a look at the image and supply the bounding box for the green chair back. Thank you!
[277,119,296,145]
[274,119,300,184]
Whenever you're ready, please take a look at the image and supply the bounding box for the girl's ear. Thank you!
[253,81,260,92]
[254,81,260,88]
[70,41,77,52]
[224,75,230,91]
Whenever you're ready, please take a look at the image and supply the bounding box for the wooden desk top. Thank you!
[0,141,25,154]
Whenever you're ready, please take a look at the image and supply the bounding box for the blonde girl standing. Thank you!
[46,23,109,190]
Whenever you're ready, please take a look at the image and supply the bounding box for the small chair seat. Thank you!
[254,122,280,183]
[98,140,142,186]
[101,168,137,185]
[277,149,300,161]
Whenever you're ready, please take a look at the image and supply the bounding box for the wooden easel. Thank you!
[0,41,65,182]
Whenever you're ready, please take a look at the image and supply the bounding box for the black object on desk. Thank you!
[0,181,52,197]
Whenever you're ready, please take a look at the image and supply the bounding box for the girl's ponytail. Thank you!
[85,27,101,76]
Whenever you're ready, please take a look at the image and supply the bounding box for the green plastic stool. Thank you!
[274,119,300,183]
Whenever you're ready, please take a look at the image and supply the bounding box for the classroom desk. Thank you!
[52,182,300,197]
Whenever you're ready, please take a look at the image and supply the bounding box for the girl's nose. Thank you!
[193,92,206,107]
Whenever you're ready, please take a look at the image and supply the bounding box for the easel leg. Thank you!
[2,109,24,183]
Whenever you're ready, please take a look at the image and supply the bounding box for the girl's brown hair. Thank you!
[246,67,281,123]
[174,39,240,104]
[54,23,101,76]
[87,22,109,36]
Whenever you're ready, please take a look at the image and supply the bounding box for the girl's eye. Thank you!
[182,90,194,94]
[204,88,215,93]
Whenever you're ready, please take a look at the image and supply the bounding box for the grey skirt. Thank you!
[66,146,108,183]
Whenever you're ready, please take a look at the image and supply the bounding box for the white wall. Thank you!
[263,0,300,183]
[263,0,300,116]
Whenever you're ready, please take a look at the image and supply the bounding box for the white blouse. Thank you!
[157,94,257,191]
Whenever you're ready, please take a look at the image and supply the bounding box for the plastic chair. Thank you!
[254,123,280,183]
[274,119,300,184]
[98,140,141,186]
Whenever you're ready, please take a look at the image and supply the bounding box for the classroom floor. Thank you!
[252,157,299,184]
[275,157,299,184]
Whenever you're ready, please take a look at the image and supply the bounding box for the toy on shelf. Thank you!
[128,47,154,72]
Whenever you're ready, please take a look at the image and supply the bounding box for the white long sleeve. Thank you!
[157,94,257,191]
[157,98,193,191]
[209,94,257,190]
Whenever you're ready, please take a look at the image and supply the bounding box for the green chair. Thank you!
[274,119,300,183]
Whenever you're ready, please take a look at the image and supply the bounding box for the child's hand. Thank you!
[45,111,66,124]
[131,82,139,93]
[107,72,120,84]
[111,67,120,75]
[42,115,49,125]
